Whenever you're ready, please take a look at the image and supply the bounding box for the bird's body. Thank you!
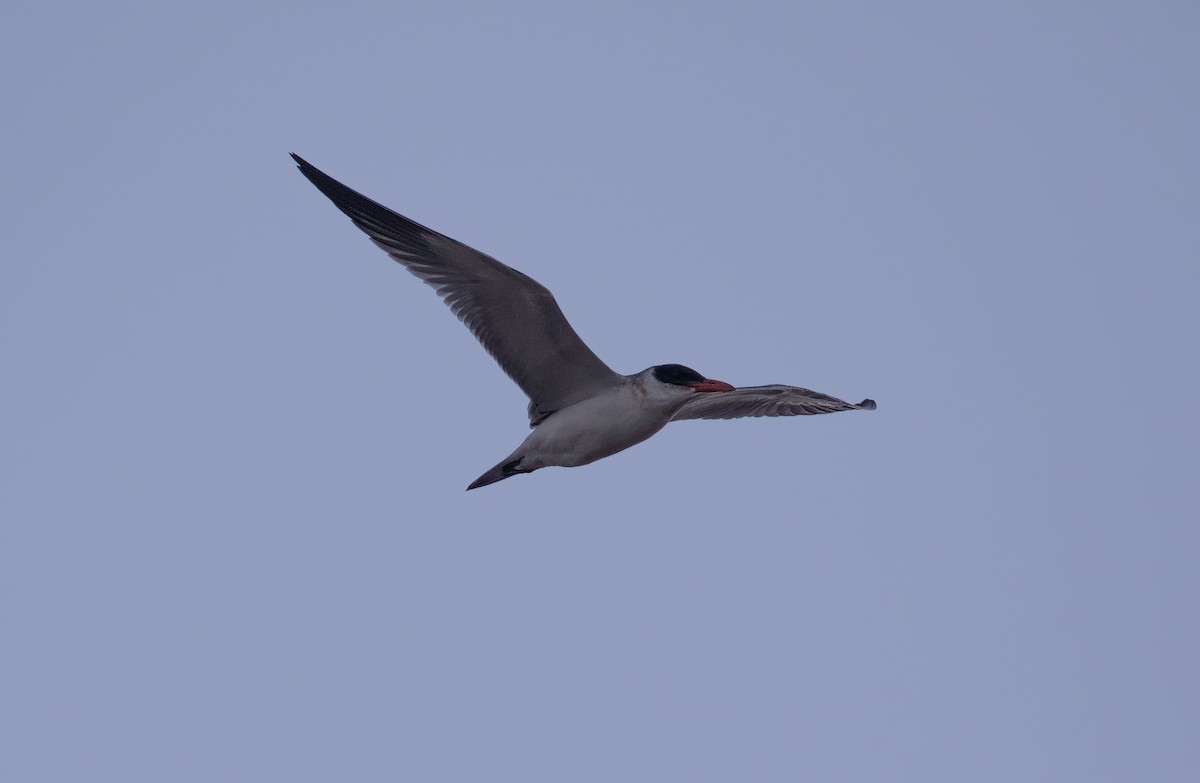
[471,367,708,488]
[291,154,875,490]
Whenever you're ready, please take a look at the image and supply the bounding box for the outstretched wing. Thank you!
[672,384,876,420]
[292,154,622,418]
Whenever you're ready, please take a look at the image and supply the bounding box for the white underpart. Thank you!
[508,370,693,469]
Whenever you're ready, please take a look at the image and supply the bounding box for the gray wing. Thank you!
[672,384,876,420]
[292,154,623,420]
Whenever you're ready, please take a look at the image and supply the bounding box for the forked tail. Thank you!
[466,457,533,491]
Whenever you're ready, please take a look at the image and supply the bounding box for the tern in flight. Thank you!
[292,154,875,490]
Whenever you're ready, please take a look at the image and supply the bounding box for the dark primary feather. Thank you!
[672,384,876,420]
[291,154,622,421]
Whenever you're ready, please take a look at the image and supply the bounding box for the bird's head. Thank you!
[645,364,735,397]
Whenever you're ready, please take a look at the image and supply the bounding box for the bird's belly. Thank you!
[520,397,670,469]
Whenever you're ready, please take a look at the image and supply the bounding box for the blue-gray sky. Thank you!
[3,2,1197,781]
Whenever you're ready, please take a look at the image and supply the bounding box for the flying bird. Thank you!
[291,154,875,490]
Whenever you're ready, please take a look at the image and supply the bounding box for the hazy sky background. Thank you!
[3,2,1197,781]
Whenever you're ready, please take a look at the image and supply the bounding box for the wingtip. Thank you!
[858,398,877,410]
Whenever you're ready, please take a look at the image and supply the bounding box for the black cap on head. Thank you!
[652,364,706,386]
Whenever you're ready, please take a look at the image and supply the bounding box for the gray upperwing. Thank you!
[292,154,623,416]
[672,384,876,420]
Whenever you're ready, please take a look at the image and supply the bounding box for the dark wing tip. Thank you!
[858,398,877,410]
[289,153,342,195]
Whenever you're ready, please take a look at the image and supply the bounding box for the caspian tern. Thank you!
[292,154,875,490]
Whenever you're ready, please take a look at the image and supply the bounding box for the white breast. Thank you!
[516,384,683,469]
